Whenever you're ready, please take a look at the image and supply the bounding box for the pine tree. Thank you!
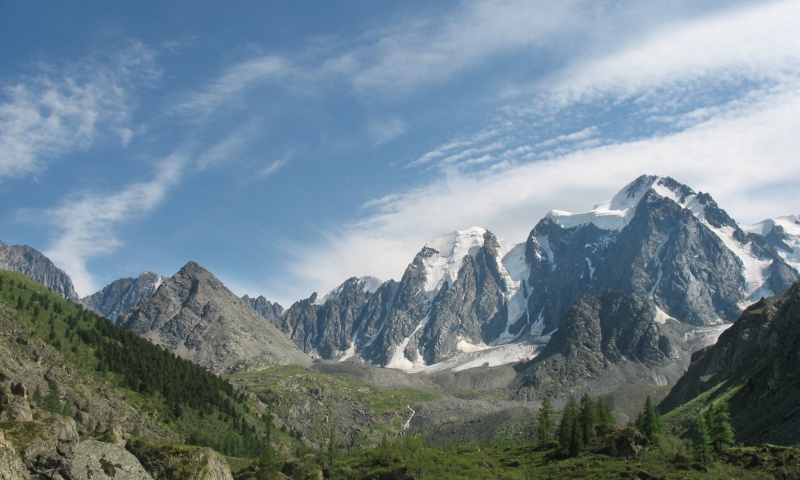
[578,394,597,446]
[640,395,663,439]
[693,414,715,466]
[32,384,43,405]
[558,395,579,450]
[258,401,276,479]
[705,401,735,452]
[45,379,62,414]
[568,414,583,457]
[327,421,339,467]
[536,398,556,446]
[595,397,614,436]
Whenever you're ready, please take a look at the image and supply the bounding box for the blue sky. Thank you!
[2,0,799,306]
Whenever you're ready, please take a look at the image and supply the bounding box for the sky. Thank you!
[1,0,799,306]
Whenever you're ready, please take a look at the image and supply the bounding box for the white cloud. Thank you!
[196,122,263,170]
[540,0,800,107]
[273,0,800,301]
[0,43,158,180]
[368,116,408,145]
[174,55,292,115]
[256,158,287,179]
[281,84,800,300]
[43,154,187,295]
[348,0,583,95]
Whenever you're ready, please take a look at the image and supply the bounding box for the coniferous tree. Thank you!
[705,401,734,452]
[558,395,579,450]
[258,401,276,479]
[537,398,556,446]
[693,414,715,466]
[327,421,339,467]
[640,395,663,439]
[45,379,62,414]
[578,393,597,446]
[568,414,583,457]
[595,398,614,436]
[32,384,43,405]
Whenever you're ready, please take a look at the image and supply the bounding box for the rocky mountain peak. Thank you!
[242,294,284,321]
[316,276,383,305]
[420,226,496,300]
[117,261,310,373]
[0,240,79,301]
[82,271,163,321]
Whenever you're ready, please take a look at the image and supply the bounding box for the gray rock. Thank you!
[117,261,310,373]
[0,431,30,480]
[0,398,33,422]
[660,281,800,445]
[54,440,152,480]
[82,271,164,321]
[0,241,78,301]
[127,441,233,480]
[243,294,284,322]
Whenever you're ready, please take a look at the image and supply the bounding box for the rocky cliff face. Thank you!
[512,292,700,399]
[242,294,284,322]
[276,228,519,369]
[82,271,163,321]
[660,281,800,445]
[0,241,79,301]
[117,261,310,373]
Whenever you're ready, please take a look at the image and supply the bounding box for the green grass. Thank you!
[326,435,797,479]
[229,365,439,446]
[0,271,279,458]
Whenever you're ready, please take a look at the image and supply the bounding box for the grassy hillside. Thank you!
[0,270,275,458]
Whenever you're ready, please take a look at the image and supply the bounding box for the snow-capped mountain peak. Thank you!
[742,214,800,275]
[315,275,383,305]
[545,175,690,231]
[421,226,491,299]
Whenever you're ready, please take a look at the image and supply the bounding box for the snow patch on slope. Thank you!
[151,274,164,292]
[316,276,383,305]
[421,227,486,300]
[743,215,800,273]
[497,243,530,343]
[653,306,673,324]
[407,341,542,374]
[386,314,430,370]
[706,223,773,303]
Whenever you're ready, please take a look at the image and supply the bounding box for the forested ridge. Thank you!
[0,270,272,458]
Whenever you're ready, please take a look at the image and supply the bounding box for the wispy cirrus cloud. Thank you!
[368,116,408,145]
[0,42,159,180]
[256,158,287,179]
[173,55,293,115]
[43,154,187,295]
[270,0,800,302]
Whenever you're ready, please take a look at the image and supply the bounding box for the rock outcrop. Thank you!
[117,261,310,373]
[660,281,800,445]
[0,241,78,301]
[83,271,163,321]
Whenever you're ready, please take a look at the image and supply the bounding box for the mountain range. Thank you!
[255,175,799,379]
[2,175,799,388]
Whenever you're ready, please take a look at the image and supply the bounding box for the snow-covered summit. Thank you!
[545,175,691,231]
[421,226,490,299]
[742,215,800,274]
[316,276,383,305]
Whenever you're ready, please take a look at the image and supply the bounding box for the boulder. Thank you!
[19,435,150,479]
